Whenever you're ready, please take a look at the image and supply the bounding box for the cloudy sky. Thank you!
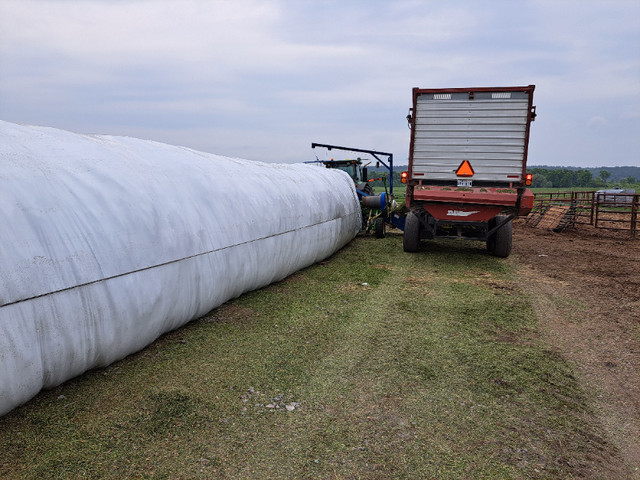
[1,0,638,167]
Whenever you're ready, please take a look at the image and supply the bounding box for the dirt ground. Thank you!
[511,219,640,479]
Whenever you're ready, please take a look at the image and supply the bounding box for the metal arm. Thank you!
[311,143,394,196]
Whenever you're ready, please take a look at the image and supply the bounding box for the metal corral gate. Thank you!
[530,191,639,236]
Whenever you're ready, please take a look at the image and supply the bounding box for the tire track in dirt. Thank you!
[511,220,640,479]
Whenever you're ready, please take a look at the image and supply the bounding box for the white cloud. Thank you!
[587,116,608,128]
[0,0,638,166]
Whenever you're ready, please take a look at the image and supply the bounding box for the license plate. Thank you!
[457,179,472,187]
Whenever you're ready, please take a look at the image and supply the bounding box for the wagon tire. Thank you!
[487,215,512,258]
[374,217,386,238]
[403,212,420,252]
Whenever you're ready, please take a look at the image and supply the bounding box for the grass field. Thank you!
[375,184,406,199]
[0,233,612,479]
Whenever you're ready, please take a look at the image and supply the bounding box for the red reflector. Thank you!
[456,160,474,177]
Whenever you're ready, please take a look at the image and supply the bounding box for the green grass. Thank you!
[0,234,614,479]
[374,185,406,199]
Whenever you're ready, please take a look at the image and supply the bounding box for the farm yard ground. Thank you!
[0,221,638,479]
[511,219,640,479]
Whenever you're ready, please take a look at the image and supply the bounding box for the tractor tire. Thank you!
[374,217,386,238]
[487,215,512,258]
[357,182,374,196]
[403,212,420,252]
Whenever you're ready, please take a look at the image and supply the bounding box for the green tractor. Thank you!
[310,143,398,238]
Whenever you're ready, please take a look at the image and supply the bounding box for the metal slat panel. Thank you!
[413,153,523,162]
[416,98,527,107]
[411,94,530,182]
[412,166,523,176]
[412,162,523,181]
[417,101,528,113]
[415,116,528,125]
[412,164,523,173]
[414,123,525,131]
[413,129,525,136]
[418,110,529,118]
[414,137,525,147]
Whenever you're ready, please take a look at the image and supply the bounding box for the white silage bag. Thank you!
[0,120,361,416]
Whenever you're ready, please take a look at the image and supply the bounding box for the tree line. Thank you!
[527,168,637,189]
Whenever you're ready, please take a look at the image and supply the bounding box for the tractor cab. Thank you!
[321,158,368,185]
[321,158,374,197]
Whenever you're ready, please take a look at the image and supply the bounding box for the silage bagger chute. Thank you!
[310,143,405,237]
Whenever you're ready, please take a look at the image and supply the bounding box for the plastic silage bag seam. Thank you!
[0,120,361,416]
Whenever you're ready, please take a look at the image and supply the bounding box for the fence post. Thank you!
[632,194,639,237]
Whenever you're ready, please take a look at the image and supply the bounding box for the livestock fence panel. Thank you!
[594,192,639,236]
[530,190,638,237]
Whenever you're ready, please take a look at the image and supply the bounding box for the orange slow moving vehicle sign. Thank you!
[455,160,474,177]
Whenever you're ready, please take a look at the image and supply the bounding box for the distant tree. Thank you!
[549,168,578,188]
[530,173,552,188]
[527,166,639,187]
[576,169,593,187]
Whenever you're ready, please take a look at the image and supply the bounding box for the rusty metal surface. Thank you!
[534,205,573,231]
[529,191,638,236]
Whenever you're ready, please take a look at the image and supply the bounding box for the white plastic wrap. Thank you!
[0,120,361,416]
